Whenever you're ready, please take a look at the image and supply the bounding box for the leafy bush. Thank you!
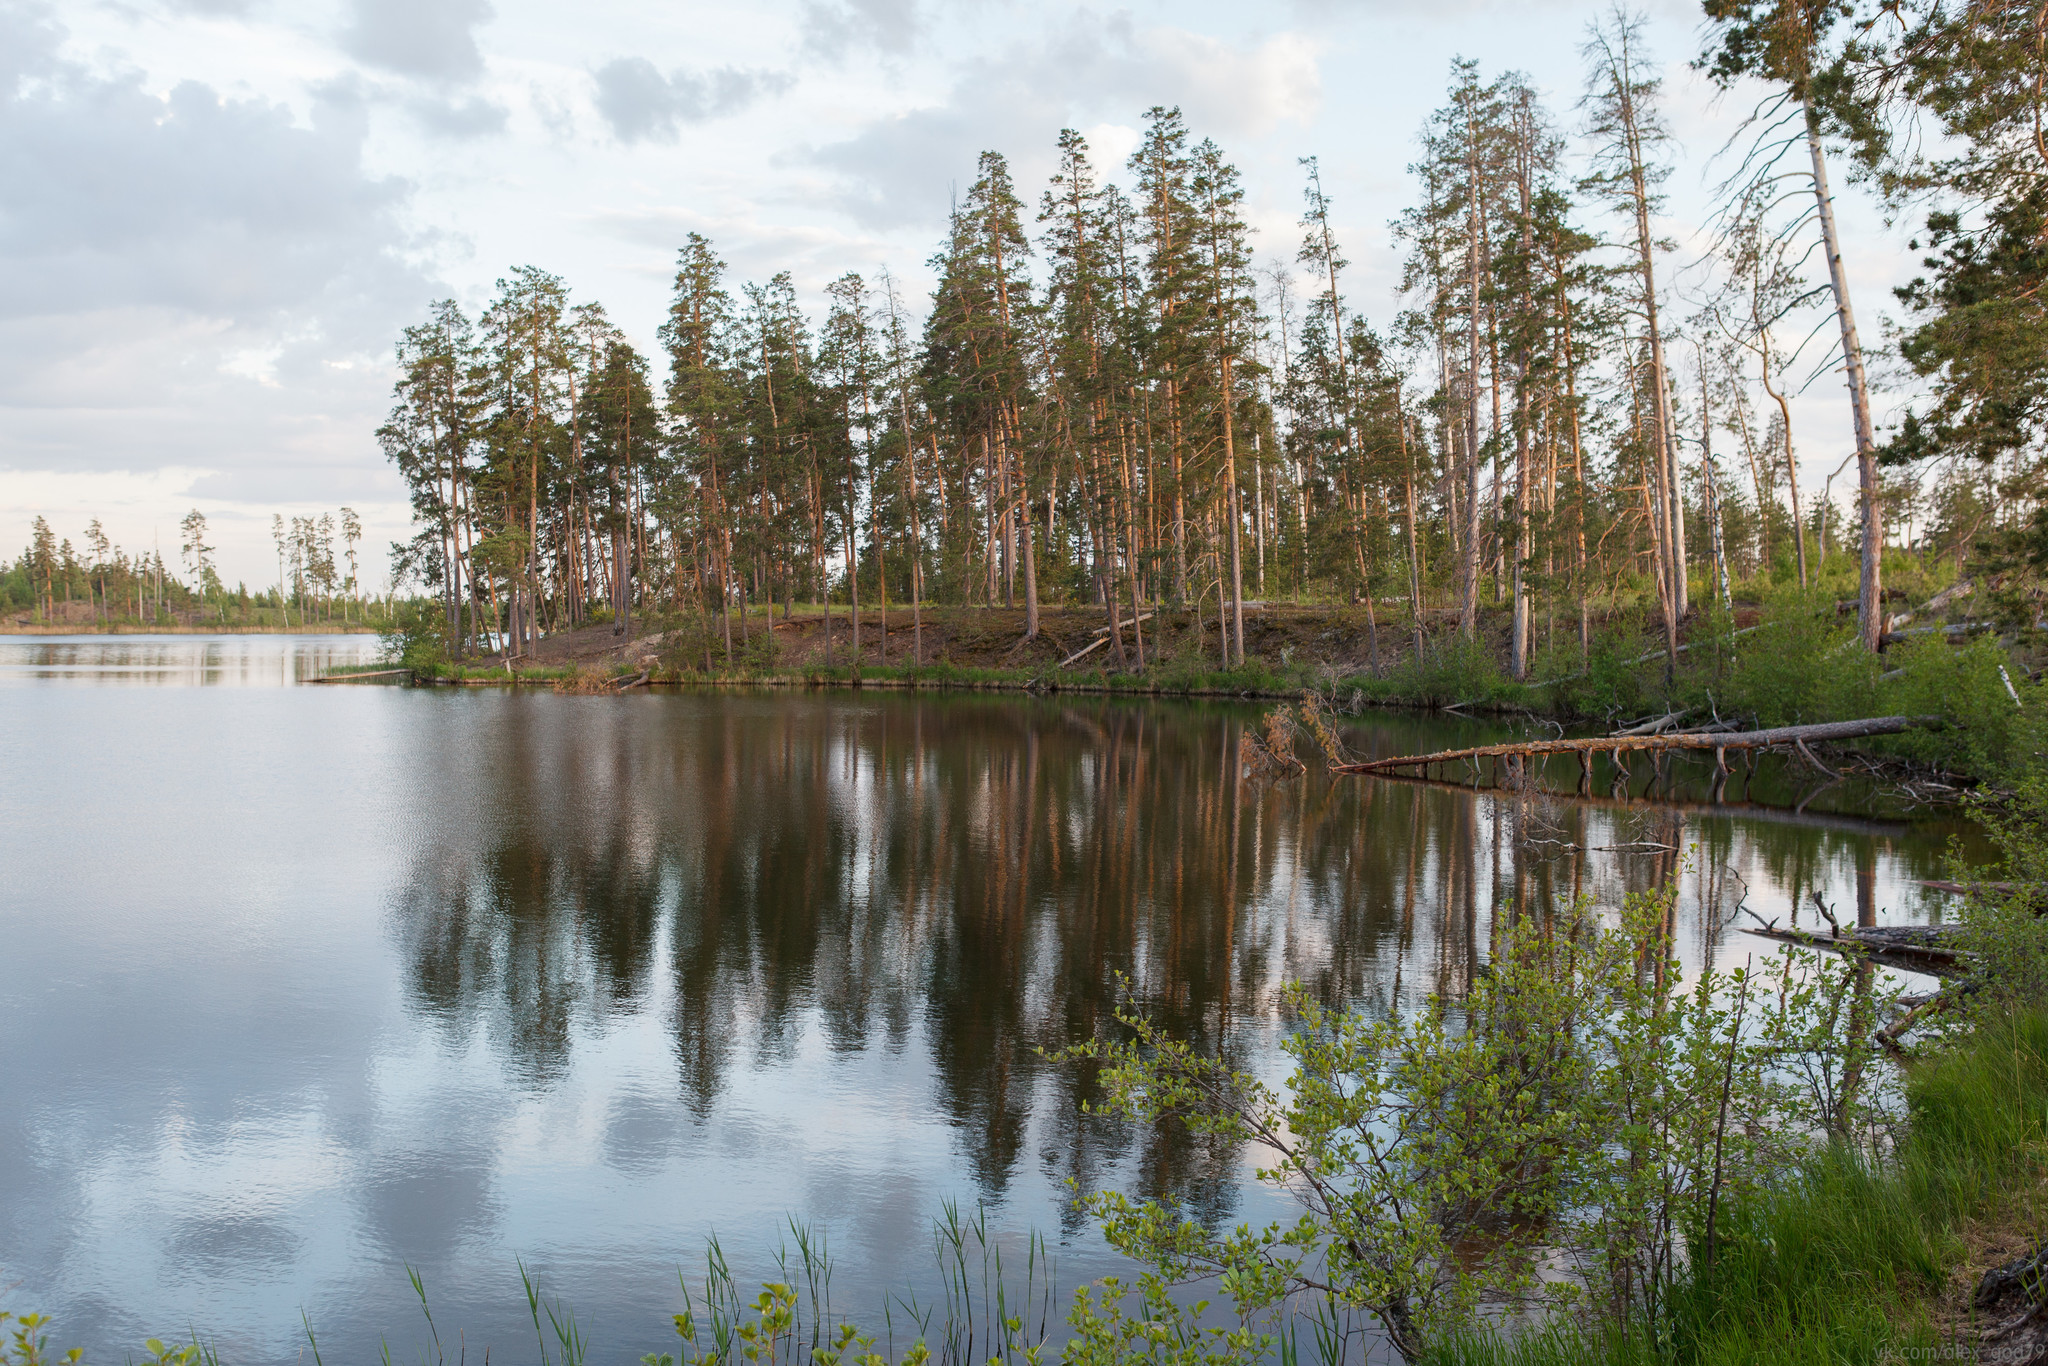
[1367,634,1509,709]
[1878,632,2041,774]
[378,601,450,676]
[1717,595,1877,727]
[1541,617,1658,720]
[1430,1006,2048,1366]
[1059,885,1893,1360]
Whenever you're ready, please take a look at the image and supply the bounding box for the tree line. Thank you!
[6,508,372,627]
[376,2,2043,676]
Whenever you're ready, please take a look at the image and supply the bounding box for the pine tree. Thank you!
[1702,0,1885,647]
[480,266,571,656]
[660,234,740,661]
[1583,12,1685,673]
[1130,108,1200,607]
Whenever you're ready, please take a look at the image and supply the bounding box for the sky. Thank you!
[0,0,1920,592]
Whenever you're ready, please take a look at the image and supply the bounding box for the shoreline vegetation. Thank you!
[5,622,382,636]
[364,576,2041,793]
[7,0,2045,1357]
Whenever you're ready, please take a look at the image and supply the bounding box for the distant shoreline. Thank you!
[2,623,381,636]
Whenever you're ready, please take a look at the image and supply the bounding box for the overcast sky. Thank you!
[0,0,1916,591]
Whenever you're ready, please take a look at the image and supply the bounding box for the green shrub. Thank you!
[1430,1006,2048,1366]
[378,601,450,676]
[1368,634,1510,709]
[1878,632,2040,774]
[1719,596,1877,727]
[1541,617,1658,719]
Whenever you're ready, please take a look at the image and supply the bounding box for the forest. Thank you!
[2,508,382,629]
[359,4,2044,684]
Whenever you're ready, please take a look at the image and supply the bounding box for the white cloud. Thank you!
[340,0,495,84]
[800,0,924,58]
[0,3,431,582]
[590,57,793,144]
[808,12,1323,228]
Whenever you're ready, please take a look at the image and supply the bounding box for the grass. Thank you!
[5,1206,1063,1366]
[1429,1008,2048,1366]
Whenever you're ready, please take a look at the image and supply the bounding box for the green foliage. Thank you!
[1063,1275,1269,1366]
[1945,767,2048,1019]
[0,1313,83,1366]
[1718,596,1875,727]
[1528,590,2038,782]
[1363,634,1510,709]
[657,614,732,674]
[1538,619,1658,720]
[1878,631,2041,774]
[0,1314,221,1366]
[379,601,451,676]
[1432,1004,2048,1366]
[1059,882,1894,1360]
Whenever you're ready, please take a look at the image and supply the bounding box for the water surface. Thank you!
[0,635,1977,1364]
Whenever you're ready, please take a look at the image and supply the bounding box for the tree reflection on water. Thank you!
[387,691,1968,1229]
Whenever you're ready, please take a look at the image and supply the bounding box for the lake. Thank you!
[0,635,1978,1364]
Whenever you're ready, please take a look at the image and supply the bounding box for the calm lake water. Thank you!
[0,635,1980,1364]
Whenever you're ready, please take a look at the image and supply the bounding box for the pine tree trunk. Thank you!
[1022,491,1040,641]
[1805,101,1882,649]
[1222,353,1244,666]
[1459,137,1485,639]
[1403,407,1426,659]
[1636,203,1687,629]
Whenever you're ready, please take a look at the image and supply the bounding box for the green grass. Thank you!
[1429,1009,2048,1366]
[426,662,583,683]
[650,657,1322,697]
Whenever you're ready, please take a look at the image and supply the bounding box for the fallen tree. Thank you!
[1330,715,1945,777]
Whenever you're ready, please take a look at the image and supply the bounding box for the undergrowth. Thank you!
[1428,1008,2048,1366]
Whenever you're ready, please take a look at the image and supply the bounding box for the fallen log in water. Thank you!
[1346,765,1916,833]
[1739,920,1968,976]
[1919,879,2043,897]
[308,668,412,683]
[1330,715,1944,776]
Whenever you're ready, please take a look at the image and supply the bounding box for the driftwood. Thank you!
[1332,715,1943,777]
[309,668,411,683]
[1739,920,1967,976]
[1879,620,1994,646]
[1611,710,1693,736]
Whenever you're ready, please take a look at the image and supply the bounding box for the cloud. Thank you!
[807,12,1323,228]
[0,79,416,324]
[157,0,256,15]
[408,92,509,138]
[0,3,432,553]
[340,0,493,84]
[590,58,792,144]
[800,0,923,60]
